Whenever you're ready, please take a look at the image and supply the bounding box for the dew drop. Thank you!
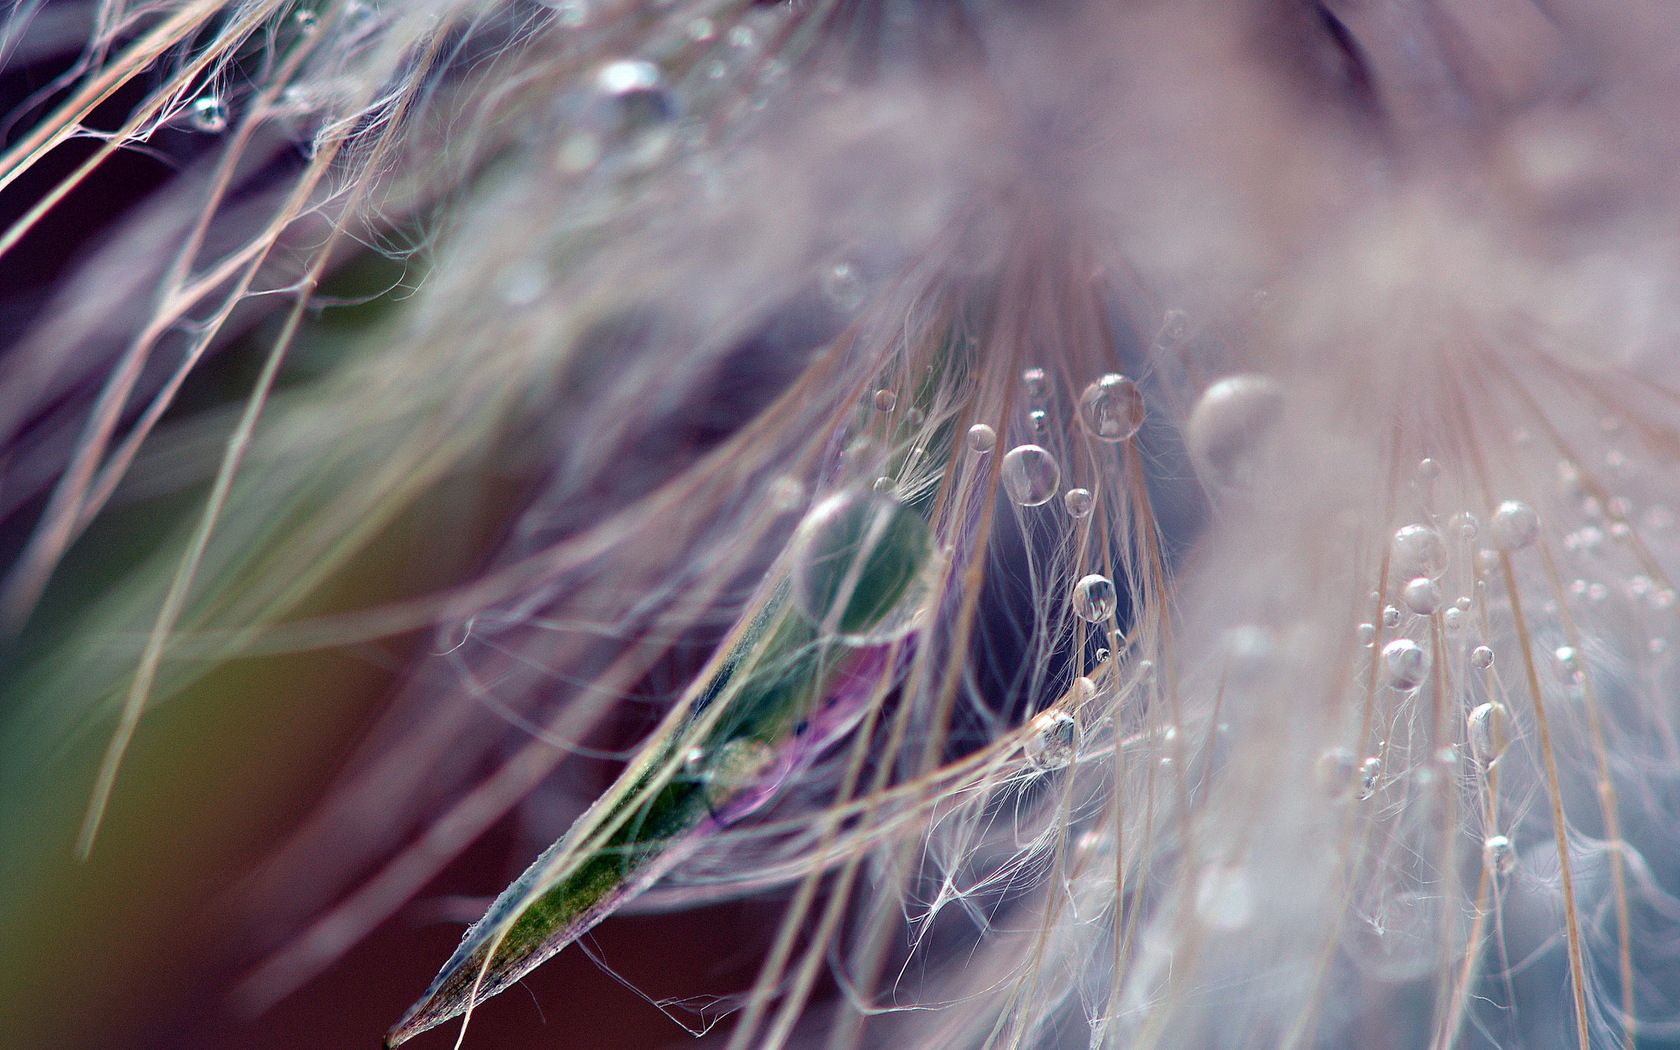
[1483,834,1516,874]
[1467,701,1508,763]
[1063,487,1094,518]
[1383,605,1401,629]
[1024,710,1080,771]
[872,388,896,412]
[1552,645,1582,684]
[1443,607,1464,631]
[1077,374,1145,443]
[189,95,229,133]
[821,261,865,312]
[1450,511,1479,541]
[966,423,997,454]
[1021,367,1049,400]
[1001,444,1061,507]
[1417,457,1441,481]
[1471,645,1494,669]
[1491,500,1540,550]
[1402,577,1442,615]
[1186,374,1284,490]
[1381,639,1429,690]
[789,489,933,644]
[1071,573,1117,623]
[1357,622,1375,645]
[1359,756,1383,799]
[1392,524,1447,579]
[1028,408,1048,433]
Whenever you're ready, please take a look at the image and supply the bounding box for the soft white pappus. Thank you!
[6,3,1680,1050]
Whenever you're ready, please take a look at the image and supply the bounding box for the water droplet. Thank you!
[1483,834,1515,874]
[1383,605,1401,629]
[1381,639,1429,690]
[1021,367,1049,400]
[1077,374,1145,442]
[1491,500,1540,550]
[872,388,896,412]
[1028,408,1048,433]
[821,261,865,312]
[189,95,229,133]
[1471,645,1494,669]
[966,423,997,454]
[1392,524,1447,579]
[1186,374,1284,490]
[1359,756,1382,799]
[1467,701,1508,762]
[1024,710,1080,771]
[1063,487,1094,518]
[1552,645,1582,684]
[1417,457,1441,481]
[584,59,677,166]
[1450,511,1479,541]
[1455,596,1472,611]
[789,489,933,643]
[1001,444,1061,507]
[1443,608,1465,631]
[1357,622,1376,645]
[1071,573,1117,623]
[1402,577,1442,614]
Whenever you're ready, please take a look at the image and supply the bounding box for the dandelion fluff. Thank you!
[5,3,1680,1050]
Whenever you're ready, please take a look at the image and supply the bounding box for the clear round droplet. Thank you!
[1402,577,1442,615]
[1381,639,1429,690]
[1417,457,1441,481]
[1491,500,1540,550]
[1483,834,1516,874]
[789,489,933,644]
[966,423,997,454]
[1451,511,1479,541]
[1553,645,1582,684]
[1383,605,1401,629]
[189,95,229,133]
[1467,701,1508,763]
[1077,373,1145,443]
[1357,622,1376,645]
[1392,524,1447,579]
[1186,374,1284,490]
[1443,607,1465,631]
[1028,409,1048,433]
[1471,645,1494,669]
[1063,487,1094,518]
[1001,444,1061,507]
[872,388,896,412]
[1358,755,1383,799]
[1071,573,1117,623]
[1024,710,1080,771]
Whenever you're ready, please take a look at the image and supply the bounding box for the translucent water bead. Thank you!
[1001,444,1061,506]
[1467,701,1509,763]
[580,59,676,167]
[189,96,229,133]
[1186,374,1283,490]
[789,489,933,643]
[1063,487,1094,518]
[1392,524,1447,579]
[966,423,997,453]
[1401,577,1442,614]
[1024,710,1080,771]
[1381,639,1429,690]
[1491,499,1540,550]
[1077,374,1145,442]
[1071,574,1117,623]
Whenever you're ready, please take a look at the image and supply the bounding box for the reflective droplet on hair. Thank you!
[966,423,997,453]
[872,388,897,412]
[1357,622,1375,645]
[1186,374,1283,490]
[1443,607,1465,631]
[1064,487,1094,518]
[1072,574,1117,624]
[1491,500,1540,550]
[1417,457,1441,481]
[1471,645,1494,669]
[1358,756,1382,799]
[1021,367,1049,400]
[1467,701,1508,762]
[1383,605,1401,629]
[1001,444,1060,506]
[1451,511,1479,541]
[1077,374,1145,442]
[1553,645,1582,684]
[189,95,229,133]
[789,489,933,643]
[821,261,865,312]
[1392,524,1447,579]
[1483,834,1515,875]
[1381,639,1429,690]
[1402,577,1442,614]
[1024,710,1080,771]
[1028,408,1048,433]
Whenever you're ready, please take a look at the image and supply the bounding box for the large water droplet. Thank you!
[583,59,676,165]
[1063,487,1094,518]
[1077,374,1145,442]
[1381,639,1429,690]
[966,423,997,454]
[1001,444,1060,506]
[1491,500,1539,550]
[1401,577,1442,615]
[1467,701,1508,763]
[1392,524,1447,579]
[1024,710,1080,771]
[1186,374,1283,490]
[789,489,933,644]
[1071,573,1117,623]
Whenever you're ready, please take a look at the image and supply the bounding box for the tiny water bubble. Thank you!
[1063,487,1094,518]
[1381,639,1429,690]
[1071,573,1117,623]
[189,95,229,133]
[872,388,896,412]
[1077,373,1145,442]
[789,489,933,644]
[1443,607,1464,631]
[1186,374,1283,490]
[1021,367,1049,400]
[1471,645,1494,669]
[1028,409,1048,433]
[1450,511,1479,541]
[1491,500,1540,550]
[1483,834,1516,875]
[966,423,997,454]
[1357,622,1375,646]
[1392,524,1447,579]
[1359,756,1382,799]
[1382,605,1401,629]
[1402,577,1442,614]
[1467,701,1508,763]
[1024,710,1080,771]
[1001,444,1061,507]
